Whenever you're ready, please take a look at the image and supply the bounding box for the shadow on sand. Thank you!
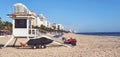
[0,44,21,48]
[17,45,63,49]
[0,44,64,49]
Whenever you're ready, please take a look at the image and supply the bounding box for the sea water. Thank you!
[76,32,120,36]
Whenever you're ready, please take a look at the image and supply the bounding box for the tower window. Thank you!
[15,19,27,28]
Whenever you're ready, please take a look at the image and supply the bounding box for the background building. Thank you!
[30,12,36,26]
[57,24,64,30]
[51,23,64,30]
[51,23,57,30]
[37,14,50,28]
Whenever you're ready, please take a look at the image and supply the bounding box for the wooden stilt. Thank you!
[4,35,14,47]
[13,38,18,47]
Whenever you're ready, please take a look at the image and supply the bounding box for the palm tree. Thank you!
[0,17,12,34]
[0,20,12,34]
[2,21,12,33]
[0,17,2,29]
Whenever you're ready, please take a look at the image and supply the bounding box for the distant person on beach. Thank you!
[62,37,66,41]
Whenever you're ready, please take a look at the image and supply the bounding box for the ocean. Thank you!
[76,32,120,36]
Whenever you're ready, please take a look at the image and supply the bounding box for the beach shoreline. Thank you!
[0,33,120,57]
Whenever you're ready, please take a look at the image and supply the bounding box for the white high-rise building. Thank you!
[51,23,58,30]
[51,23,64,30]
[57,24,64,30]
[37,14,51,28]
[47,21,51,28]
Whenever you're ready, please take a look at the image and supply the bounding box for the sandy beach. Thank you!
[0,33,120,57]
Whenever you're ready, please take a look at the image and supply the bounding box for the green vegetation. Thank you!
[0,17,12,33]
[33,25,69,33]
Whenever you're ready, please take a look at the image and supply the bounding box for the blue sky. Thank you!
[0,0,120,32]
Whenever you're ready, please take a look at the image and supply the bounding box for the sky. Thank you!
[0,0,120,32]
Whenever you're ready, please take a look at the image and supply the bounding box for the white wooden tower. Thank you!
[4,3,36,47]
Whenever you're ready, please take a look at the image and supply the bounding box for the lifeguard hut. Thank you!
[4,3,37,47]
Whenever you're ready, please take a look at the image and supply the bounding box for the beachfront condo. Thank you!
[37,14,51,28]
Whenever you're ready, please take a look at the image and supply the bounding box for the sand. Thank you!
[0,33,120,57]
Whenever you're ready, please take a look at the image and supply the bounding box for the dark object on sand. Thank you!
[26,37,53,49]
[64,38,77,46]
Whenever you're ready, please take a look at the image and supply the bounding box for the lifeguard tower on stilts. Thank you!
[4,3,37,47]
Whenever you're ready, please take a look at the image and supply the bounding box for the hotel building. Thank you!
[30,12,36,26]
[57,24,64,30]
[37,14,51,28]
